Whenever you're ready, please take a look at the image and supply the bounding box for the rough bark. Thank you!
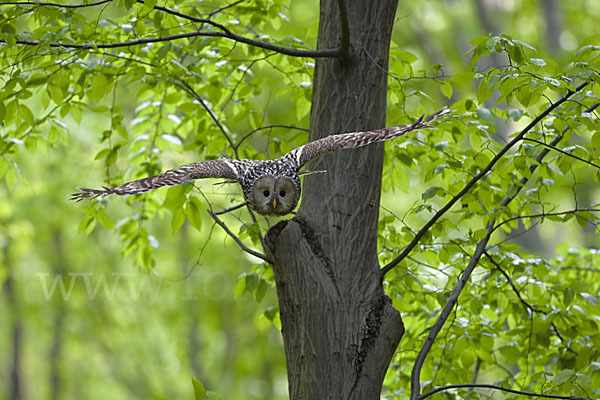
[265,1,404,398]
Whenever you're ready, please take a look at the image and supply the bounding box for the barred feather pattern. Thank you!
[70,108,449,214]
[69,159,250,201]
[282,107,450,169]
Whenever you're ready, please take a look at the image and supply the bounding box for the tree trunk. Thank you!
[266,1,404,398]
[49,231,66,400]
[3,239,23,400]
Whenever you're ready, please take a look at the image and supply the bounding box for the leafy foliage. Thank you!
[1,0,599,399]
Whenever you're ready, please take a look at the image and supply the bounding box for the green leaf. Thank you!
[192,378,207,400]
[422,186,441,200]
[476,77,494,104]
[475,108,496,124]
[254,278,268,303]
[78,215,96,235]
[185,197,203,231]
[507,108,524,121]
[440,81,453,99]
[581,293,599,306]
[96,210,114,230]
[513,39,536,51]
[244,273,259,293]
[94,148,111,160]
[530,58,546,66]
[234,274,247,299]
[563,287,574,306]
[552,369,574,385]
[163,185,186,210]
[171,208,186,232]
[88,74,109,102]
[161,134,182,146]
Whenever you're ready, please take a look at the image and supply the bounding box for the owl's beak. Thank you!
[271,199,277,209]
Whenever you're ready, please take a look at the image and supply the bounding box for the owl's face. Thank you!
[250,175,300,215]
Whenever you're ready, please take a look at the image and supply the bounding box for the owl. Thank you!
[70,108,449,215]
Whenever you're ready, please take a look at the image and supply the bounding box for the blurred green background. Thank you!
[1,1,599,399]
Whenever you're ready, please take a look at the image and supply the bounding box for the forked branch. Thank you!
[407,89,597,400]
[419,383,590,400]
[207,210,271,263]
[0,0,342,58]
[380,81,589,278]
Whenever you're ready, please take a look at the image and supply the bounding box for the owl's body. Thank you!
[70,108,449,215]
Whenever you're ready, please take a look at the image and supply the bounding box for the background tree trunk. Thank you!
[266,0,404,398]
[3,238,23,400]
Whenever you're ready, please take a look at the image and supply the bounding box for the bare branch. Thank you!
[6,31,218,49]
[463,358,482,400]
[485,251,576,353]
[523,137,600,171]
[235,124,309,151]
[207,210,271,263]
[418,383,590,400]
[0,0,110,7]
[380,82,589,278]
[170,79,238,157]
[2,0,340,58]
[492,208,600,235]
[410,231,491,400]
[2,1,339,58]
[7,31,339,58]
[206,0,245,17]
[408,93,597,399]
[214,201,248,215]
[486,251,543,312]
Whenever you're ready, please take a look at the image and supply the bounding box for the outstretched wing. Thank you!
[282,107,450,169]
[69,158,250,201]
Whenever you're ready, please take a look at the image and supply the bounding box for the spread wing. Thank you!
[282,107,450,169]
[69,158,251,201]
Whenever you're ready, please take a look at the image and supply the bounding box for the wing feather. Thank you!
[69,158,249,201]
[283,107,450,168]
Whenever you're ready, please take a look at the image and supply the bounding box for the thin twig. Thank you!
[207,0,245,18]
[486,252,542,311]
[380,82,589,278]
[408,88,595,400]
[207,210,270,262]
[138,0,341,58]
[463,358,481,400]
[171,78,271,263]
[491,208,600,235]
[1,1,340,58]
[6,30,339,58]
[523,137,600,171]
[485,251,576,353]
[0,0,110,7]
[170,79,238,157]
[410,233,491,399]
[214,201,248,215]
[418,383,590,400]
[235,124,309,151]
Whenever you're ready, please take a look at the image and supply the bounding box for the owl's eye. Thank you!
[279,190,286,197]
[263,190,270,197]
